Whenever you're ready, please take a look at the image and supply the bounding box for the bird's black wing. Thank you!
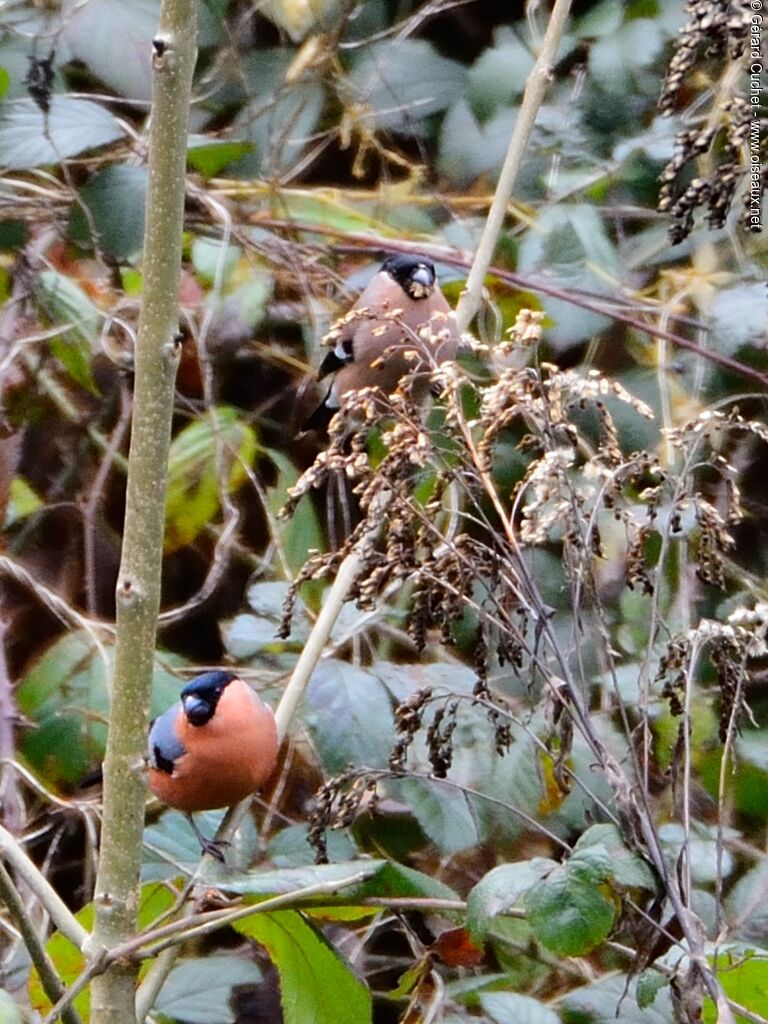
[317,338,354,381]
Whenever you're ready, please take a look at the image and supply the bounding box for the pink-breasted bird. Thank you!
[305,253,460,431]
[147,670,278,860]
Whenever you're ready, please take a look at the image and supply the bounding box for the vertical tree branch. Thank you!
[88,4,197,1022]
[454,0,573,334]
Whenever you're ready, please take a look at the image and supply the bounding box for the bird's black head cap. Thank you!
[181,670,238,727]
[381,254,436,299]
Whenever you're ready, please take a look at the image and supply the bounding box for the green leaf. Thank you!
[589,18,664,92]
[35,269,101,393]
[395,778,478,855]
[561,972,674,1022]
[263,447,324,584]
[191,237,242,285]
[16,631,186,787]
[573,823,657,892]
[517,205,617,348]
[222,581,311,658]
[165,406,257,551]
[438,99,517,187]
[304,659,396,774]
[30,885,174,1018]
[657,822,735,886]
[218,858,459,908]
[232,910,372,1024]
[154,956,263,1024]
[267,823,358,868]
[59,0,159,101]
[228,53,325,177]
[725,858,768,943]
[466,859,556,943]
[479,992,560,1024]
[215,859,382,898]
[260,0,343,42]
[69,164,148,259]
[704,947,768,1023]
[0,989,23,1024]
[344,40,466,134]
[187,137,255,178]
[0,68,10,100]
[709,281,767,356]
[524,853,616,956]
[36,269,100,345]
[636,970,667,1009]
[142,809,263,881]
[277,192,393,236]
[4,476,43,528]
[0,97,124,169]
[467,27,534,118]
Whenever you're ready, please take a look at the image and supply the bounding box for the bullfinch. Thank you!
[304,253,460,431]
[147,670,278,860]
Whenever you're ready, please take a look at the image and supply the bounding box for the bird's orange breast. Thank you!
[148,680,278,812]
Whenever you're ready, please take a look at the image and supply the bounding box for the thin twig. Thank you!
[0,859,83,1024]
[454,0,573,333]
[0,824,88,949]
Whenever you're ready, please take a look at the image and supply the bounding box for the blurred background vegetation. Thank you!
[0,0,767,1021]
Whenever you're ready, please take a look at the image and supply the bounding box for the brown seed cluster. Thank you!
[284,316,761,863]
[658,0,759,241]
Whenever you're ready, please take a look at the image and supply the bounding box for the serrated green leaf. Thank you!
[232,910,372,1024]
[466,859,556,943]
[574,823,657,891]
[153,956,263,1024]
[0,97,124,170]
[525,860,616,956]
[165,406,257,552]
[636,969,667,1009]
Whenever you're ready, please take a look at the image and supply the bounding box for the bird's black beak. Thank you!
[408,264,435,297]
[183,694,213,726]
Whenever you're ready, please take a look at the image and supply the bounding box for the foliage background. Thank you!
[0,0,766,1022]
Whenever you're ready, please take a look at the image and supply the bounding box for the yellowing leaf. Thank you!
[165,406,257,552]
